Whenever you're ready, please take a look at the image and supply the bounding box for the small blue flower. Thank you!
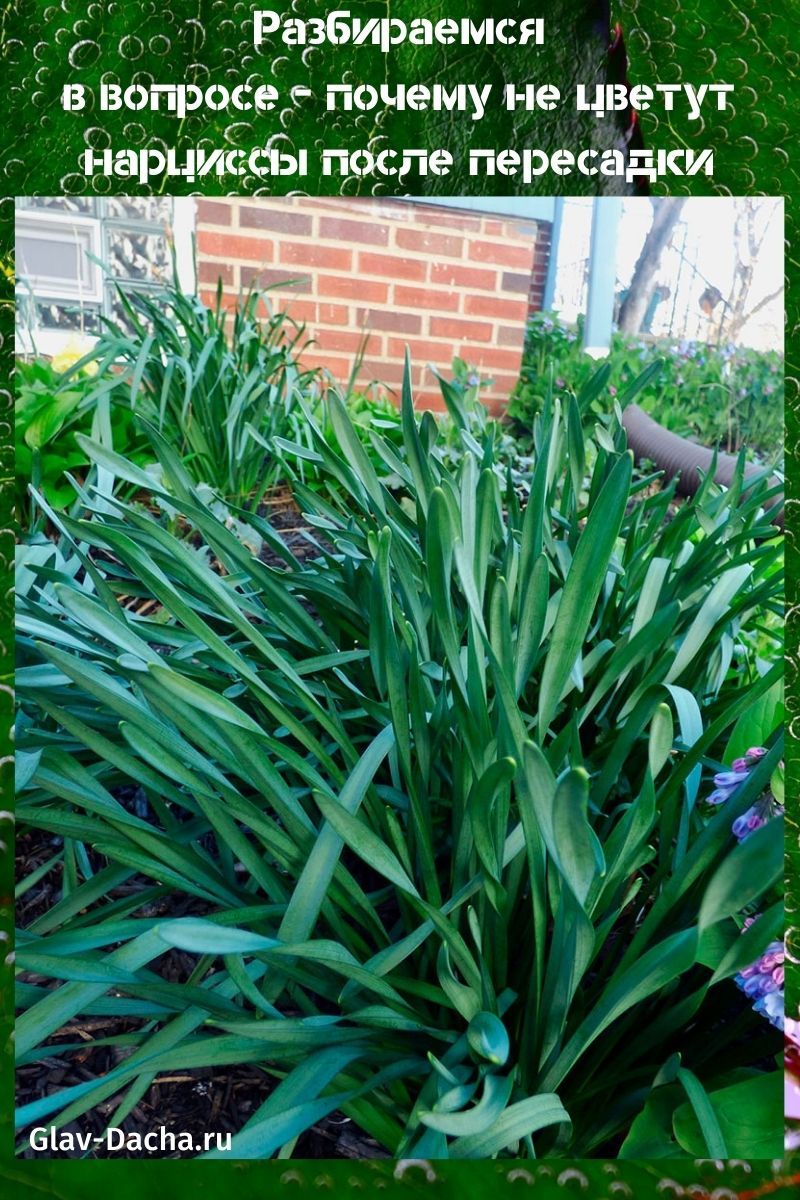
[732,794,781,843]
[735,935,785,1032]
[704,746,782,843]
[714,770,746,789]
[755,990,784,1030]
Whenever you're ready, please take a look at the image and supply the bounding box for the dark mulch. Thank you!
[16,473,380,1165]
[257,486,334,570]
[16,823,385,1159]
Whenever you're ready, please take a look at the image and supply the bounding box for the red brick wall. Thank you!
[195,197,548,411]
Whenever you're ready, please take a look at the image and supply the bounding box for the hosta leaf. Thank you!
[619,1082,684,1159]
[724,677,784,763]
[672,1072,782,1159]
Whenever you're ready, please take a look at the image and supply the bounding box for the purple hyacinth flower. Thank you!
[714,771,746,789]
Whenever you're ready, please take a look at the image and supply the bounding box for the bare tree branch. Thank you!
[738,284,785,328]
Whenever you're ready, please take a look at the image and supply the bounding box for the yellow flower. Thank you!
[51,335,98,377]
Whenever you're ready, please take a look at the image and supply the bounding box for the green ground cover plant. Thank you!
[509,313,784,459]
[14,356,145,531]
[81,277,317,510]
[14,355,783,1159]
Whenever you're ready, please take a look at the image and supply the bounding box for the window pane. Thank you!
[17,234,84,282]
[22,196,95,214]
[16,215,102,300]
[107,227,172,282]
[25,298,102,333]
[106,197,172,223]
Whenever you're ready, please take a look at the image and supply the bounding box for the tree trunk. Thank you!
[724,201,755,342]
[618,198,686,334]
[723,199,781,343]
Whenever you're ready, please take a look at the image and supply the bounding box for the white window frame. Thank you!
[15,198,197,359]
[16,210,104,303]
[172,197,196,294]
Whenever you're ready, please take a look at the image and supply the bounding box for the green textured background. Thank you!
[0,0,798,1193]
[1,0,630,196]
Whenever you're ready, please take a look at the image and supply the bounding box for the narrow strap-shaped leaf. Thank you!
[449,1093,570,1158]
[539,452,632,736]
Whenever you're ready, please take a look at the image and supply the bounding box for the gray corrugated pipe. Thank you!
[621,403,783,530]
